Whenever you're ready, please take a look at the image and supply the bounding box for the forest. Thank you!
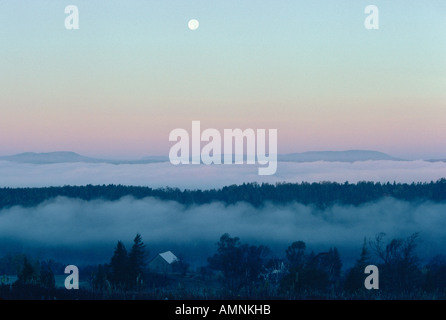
[1,231,446,300]
[0,179,445,299]
[0,178,445,209]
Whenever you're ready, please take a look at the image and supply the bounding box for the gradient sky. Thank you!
[0,0,445,159]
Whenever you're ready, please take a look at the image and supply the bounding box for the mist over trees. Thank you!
[0,180,445,299]
[0,178,445,210]
[1,231,446,299]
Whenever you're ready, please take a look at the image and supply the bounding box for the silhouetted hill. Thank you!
[279,150,402,162]
[0,150,402,165]
[0,152,168,164]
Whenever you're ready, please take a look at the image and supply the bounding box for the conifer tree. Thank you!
[109,241,130,290]
[129,234,147,289]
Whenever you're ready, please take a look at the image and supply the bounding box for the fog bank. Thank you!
[0,196,445,267]
[0,160,445,189]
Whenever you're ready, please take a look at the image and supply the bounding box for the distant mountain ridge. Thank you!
[278,150,402,162]
[0,152,103,164]
[0,150,403,164]
[0,152,169,165]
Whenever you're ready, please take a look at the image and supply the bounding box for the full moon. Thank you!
[188,19,199,31]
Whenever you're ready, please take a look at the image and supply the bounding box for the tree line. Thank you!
[204,232,445,299]
[0,178,445,209]
[2,232,446,299]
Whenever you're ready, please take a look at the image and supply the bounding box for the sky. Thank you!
[0,1,445,160]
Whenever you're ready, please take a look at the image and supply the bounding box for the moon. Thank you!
[188,19,199,31]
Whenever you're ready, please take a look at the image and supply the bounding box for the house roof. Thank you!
[159,251,179,264]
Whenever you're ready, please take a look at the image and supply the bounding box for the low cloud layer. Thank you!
[0,196,445,267]
[0,160,445,189]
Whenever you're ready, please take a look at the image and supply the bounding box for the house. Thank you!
[148,251,179,274]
